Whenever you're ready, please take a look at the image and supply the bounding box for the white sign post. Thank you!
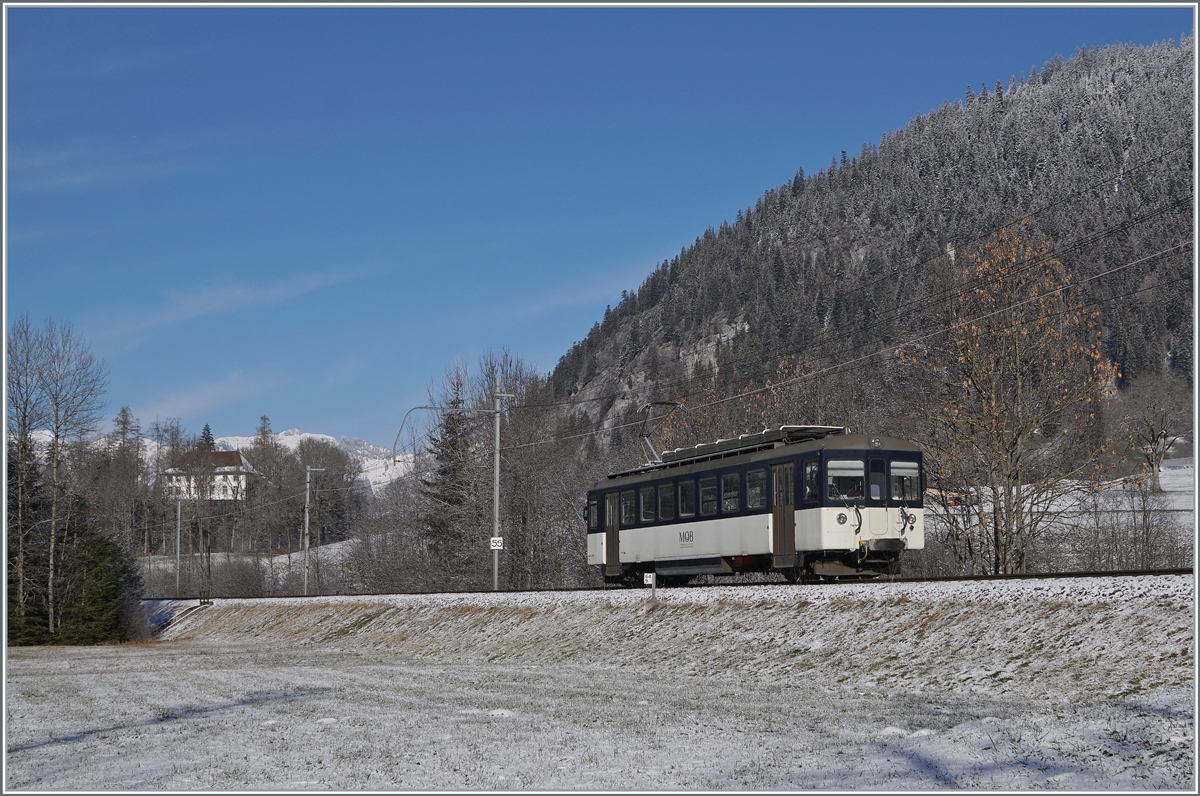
[644,571,656,600]
[491,537,504,551]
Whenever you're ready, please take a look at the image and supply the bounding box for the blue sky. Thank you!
[6,5,1194,449]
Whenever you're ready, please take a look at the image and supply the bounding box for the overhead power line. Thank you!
[509,191,1191,413]
[388,146,1192,462]
[389,238,1189,472]
[485,241,1192,456]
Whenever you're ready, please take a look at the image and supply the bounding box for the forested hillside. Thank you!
[549,37,1192,445]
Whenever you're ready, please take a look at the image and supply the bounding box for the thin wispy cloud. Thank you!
[5,221,107,248]
[324,355,367,388]
[132,369,279,425]
[494,261,653,324]
[93,271,362,350]
[9,135,219,191]
[91,46,176,78]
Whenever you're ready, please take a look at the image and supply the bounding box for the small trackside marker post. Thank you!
[644,571,656,601]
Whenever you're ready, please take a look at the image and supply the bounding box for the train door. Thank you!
[772,462,795,567]
[889,460,921,538]
[867,458,887,537]
[604,492,620,576]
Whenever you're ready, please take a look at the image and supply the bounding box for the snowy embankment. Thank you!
[155,577,1192,690]
[6,576,1194,790]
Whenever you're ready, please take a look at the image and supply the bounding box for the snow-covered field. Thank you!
[5,576,1194,790]
[1159,457,1195,508]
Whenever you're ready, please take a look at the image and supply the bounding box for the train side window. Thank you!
[746,469,767,509]
[721,473,740,513]
[803,460,819,503]
[890,460,921,502]
[621,491,636,526]
[587,498,598,530]
[640,486,656,522]
[679,480,697,517]
[700,477,718,516]
[869,459,886,501]
[827,460,864,501]
[658,483,675,521]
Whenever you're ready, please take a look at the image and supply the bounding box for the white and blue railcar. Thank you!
[586,426,924,585]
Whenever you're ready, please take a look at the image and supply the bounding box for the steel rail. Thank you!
[852,567,1194,585]
[143,567,1193,602]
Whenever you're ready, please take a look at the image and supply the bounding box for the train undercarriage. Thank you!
[603,544,906,588]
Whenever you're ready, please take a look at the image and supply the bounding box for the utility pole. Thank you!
[303,466,325,596]
[392,379,511,592]
[175,497,182,596]
[492,376,513,591]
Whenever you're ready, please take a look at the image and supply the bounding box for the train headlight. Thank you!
[837,513,848,525]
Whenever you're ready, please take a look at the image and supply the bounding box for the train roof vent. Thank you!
[658,424,846,464]
[605,425,848,480]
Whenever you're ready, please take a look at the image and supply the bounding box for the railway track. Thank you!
[609,566,1196,589]
[144,567,1193,602]
[833,567,1194,586]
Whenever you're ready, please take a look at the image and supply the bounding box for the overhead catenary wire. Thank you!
[506,191,1192,414]
[841,141,1191,297]
[146,243,1186,554]
[386,149,1192,464]
[676,242,1193,417]
[143,245,1187,548]
[517,276,1193,456]
[387,238,1190,472]
[504,151,1190,413]
[135,159,1193,560]
[144,148,1197,515]
[147,231,1188,543]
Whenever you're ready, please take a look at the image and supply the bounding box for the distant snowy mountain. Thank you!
[337,435,391,462]
[214,427,336,453]
[214,429,408,494]
[336,436,412,494]
[29,426,405,495]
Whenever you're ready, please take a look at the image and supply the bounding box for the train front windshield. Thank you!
[823,454,922,507]
[890,461,921,502]
[827,460,865,500]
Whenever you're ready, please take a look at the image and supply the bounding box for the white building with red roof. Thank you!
[163,450,260,501]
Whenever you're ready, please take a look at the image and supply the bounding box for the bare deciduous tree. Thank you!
[1113,374,1192,491]
[36,319,109,633]
[7,314,49,626]
[901,227,1117,575]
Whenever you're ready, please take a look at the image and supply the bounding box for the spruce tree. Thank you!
[199,424,215,452]
[7,437,50,645]
[55,501,142,645]
[420,398,473,559]
[418,367,486,585]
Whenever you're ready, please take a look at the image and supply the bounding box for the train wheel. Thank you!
[787,567,822,585]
